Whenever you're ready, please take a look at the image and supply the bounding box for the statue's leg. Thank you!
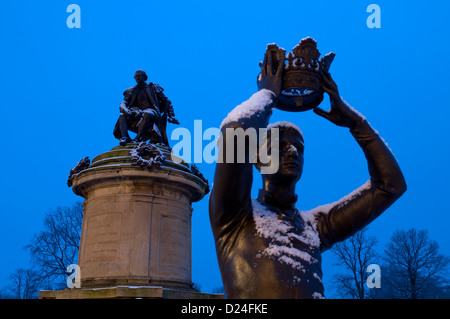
[134,110,156,142]
[118,114,132,146]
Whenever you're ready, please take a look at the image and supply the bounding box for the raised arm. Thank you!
[209,50,284,228]
[311,72,407,251]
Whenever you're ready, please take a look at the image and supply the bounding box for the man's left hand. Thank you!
[168,117,180,125]
[313,72,364,128]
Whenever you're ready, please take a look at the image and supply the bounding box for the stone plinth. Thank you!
[39,286,223,299]
[63,143,209,293]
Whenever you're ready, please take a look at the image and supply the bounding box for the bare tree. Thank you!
[25,202,83,287]
[382,228,449,299]
[5,269,42,299]
[330,228,379,299]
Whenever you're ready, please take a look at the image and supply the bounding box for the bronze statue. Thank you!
[209,40,407,299]
[113,70,179,146]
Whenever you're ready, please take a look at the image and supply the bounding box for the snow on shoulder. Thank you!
[220,89,276,129]
[299,179,373,225]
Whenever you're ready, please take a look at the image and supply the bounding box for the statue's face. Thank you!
[263,131,304,183]
[277,133,304,181]
[134,72,146,84]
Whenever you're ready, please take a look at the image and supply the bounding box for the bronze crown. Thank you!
[266,37,335,111]
[269,37,335,93]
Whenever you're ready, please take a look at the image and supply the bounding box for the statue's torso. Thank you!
[128,84,159,111]
[135,87,153,110]
[216,199,325,299]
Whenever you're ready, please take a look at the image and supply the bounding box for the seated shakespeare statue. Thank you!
[209,48,407,299]
[113,70,179,146]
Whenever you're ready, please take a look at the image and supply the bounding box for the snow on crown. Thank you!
[266,38,335,93]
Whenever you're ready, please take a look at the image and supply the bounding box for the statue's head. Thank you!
[255,122,304,185]
[134,70,148,84]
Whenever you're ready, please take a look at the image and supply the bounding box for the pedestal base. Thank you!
[65,144,210,291]
[39,286,224,299]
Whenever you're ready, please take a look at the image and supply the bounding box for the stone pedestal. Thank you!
[38,286,223,299]
[39,143,220,299]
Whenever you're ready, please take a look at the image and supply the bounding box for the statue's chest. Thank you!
[136,88,151,107]
[251,199,321,273]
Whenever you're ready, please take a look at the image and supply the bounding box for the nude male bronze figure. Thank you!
[209,45,407,299]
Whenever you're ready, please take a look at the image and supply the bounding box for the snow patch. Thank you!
[312,292,325,299]
[300,179,373,227]
[313,272,322,284]
[220,89,276,129]
[267,121,303,137]
[252,199,319,273]
[286,145,298,157]
[343,99,366,122]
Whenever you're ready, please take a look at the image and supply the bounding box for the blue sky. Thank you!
[0,0,449,296]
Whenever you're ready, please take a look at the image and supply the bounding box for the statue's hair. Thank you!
[267,121,304,143]
[254,121,304,172]
[134,69,148,81]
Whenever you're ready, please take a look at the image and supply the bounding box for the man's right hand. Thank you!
[123,109,132,117]
[126,108,140,118]
[257,49,285,98]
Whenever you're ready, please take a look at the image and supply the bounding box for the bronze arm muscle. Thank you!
[210,49,284,236]
[314,118,407,251]
[209,89,277,229]
[312,72,407,251]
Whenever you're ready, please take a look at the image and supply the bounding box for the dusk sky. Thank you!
[0,0,449,297]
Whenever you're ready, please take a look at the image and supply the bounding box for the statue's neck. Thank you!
[257,187,297,211]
